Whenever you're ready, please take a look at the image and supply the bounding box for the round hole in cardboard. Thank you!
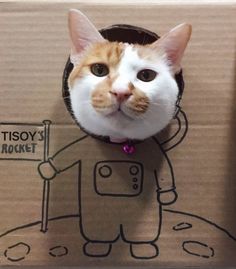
[62,24,184,123]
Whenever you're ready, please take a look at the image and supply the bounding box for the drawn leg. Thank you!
[80,217,120,258]
[121,205,162,259]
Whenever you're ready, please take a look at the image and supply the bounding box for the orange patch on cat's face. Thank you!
[92,85,149,116]
[127,87,150,115]
[69,41,150,116]
[69,41,124,87]
[91,78,116,112]
[92,81,150,116]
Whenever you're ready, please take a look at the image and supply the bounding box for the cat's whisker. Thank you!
[151,101,169,106]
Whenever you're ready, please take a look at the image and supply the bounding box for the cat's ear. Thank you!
[68,9,105,65]
[151,23,192,73]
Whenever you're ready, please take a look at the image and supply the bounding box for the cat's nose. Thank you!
[110,89,132,102]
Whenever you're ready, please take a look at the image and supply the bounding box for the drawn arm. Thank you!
[38,135,88,180]
[153,137,178,205]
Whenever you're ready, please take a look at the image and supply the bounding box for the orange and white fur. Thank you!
[68,10,191,142]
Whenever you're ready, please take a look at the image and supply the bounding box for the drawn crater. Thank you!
[173,222,192,231]
[49,245,68,257]
[4,242,30,262]
[182,240,214,259]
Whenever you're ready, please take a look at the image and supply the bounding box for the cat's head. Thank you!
[67,9,191,141]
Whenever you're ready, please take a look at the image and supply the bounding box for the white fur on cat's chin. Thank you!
[69,45,179,140]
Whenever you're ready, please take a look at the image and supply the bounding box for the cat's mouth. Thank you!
[107,107,135,121]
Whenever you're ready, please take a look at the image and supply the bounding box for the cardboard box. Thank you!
[0,0,236,267]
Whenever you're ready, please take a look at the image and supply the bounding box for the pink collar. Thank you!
[109,137,128,143]
[109,137,136,154]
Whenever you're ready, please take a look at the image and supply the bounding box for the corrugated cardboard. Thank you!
[0,1,236,267]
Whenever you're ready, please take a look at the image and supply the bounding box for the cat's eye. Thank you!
[137,69,157,82]
[90,63,109,77]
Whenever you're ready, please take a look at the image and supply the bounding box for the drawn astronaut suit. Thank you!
[40,133,177,258]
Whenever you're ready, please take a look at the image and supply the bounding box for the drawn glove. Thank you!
[38,158,58,180]
[157,189,178,205]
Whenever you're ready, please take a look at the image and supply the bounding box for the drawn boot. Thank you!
[130,243,159,259]
[83,242,112,257]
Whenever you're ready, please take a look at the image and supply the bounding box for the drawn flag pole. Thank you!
[41,120,51,233]
[0,120,52,232]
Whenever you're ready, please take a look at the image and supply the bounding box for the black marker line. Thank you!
[5,256,25,262]
[83,242,112,258]
[52,135,88,159]
[5,243,30,262]
[59,160,81,173]
[152,137,176,190]
[78,164,120,247]
[173,222,193,231]
[182,240,214,259]
[48,214,80,221]
[0,221,41,239]
[0,158,41,161]
[4,242,30,263]
[93,160,144,197]
[40,179,50,233]
[41,120,52,233]
[0,214,80,239]
[154,169,160,190]
[43,120,51,162]
[130,242,159,260]
[161,115,182,145]
[164,208,236,241]
[49,245,69,257]
[0,207,234,259]
[80,225,120,245]
[0,122,44,127]
[165,109,188,152]
[4,241,30,254]
[120,204,163,245]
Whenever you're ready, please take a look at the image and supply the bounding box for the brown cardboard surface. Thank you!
[0,1,236,267]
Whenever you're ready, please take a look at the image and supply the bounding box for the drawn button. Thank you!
[98,165,112,178]
[133,184,138,190]
[132,178,138,182]
[129,165,139,175]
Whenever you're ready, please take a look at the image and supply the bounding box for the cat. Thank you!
[38,9,191,259]
[68,9,191,142]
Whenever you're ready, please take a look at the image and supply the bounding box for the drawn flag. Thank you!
[0,120,51,161]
